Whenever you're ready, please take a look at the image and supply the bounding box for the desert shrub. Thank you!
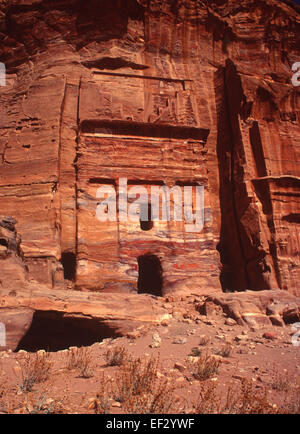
[194,382,221,414]
[269,366,291,392]
[88,374,112,414]
[194,379,275,414]
[190,353,220,381]
[113,356,181,414]
[67,347,93,378]
[215,343,232,358]
[189,347,202,357]
[114,356,158,402]
[104,345,128,367]
[17,352,52,392]
[0,368,6,411]
[199,336,210,346]
[0,371,4,399]
[278,387,300,414]
[122,378,180,414]
[227,379,275,414]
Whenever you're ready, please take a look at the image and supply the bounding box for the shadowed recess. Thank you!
[81,119,210,141]
[82,57,149,70]
[16,311,121,352]
[138,254,163,296]
[282,213,300,223]
[0,238,8,247]
[61,251,76,281]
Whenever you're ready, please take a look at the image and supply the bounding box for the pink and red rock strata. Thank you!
[0,0,300,350]
[0,0,299,296]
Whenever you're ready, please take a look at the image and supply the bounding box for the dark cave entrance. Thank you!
[0,238,8,248]
[137,254,163,297]
[16,310,120,352]
[61,251,76,281]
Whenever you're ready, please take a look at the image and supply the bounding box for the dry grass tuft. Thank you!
[90,355,182,414]
[227,379,275,414]
[66,347,94,378]
[189,352,220,381]
[279,386,300,414]
[215,343,232,358]
[269,366,291,392]
[189,347,202,357]
[88,374,113,414]
[195,379,275,414]
[17,352,52,392]
[0,367,6,411]
[199,336,210,346]
[104,345,128,367]
[194,382,221,414]
[117,356,182,414]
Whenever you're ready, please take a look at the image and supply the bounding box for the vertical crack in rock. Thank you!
[216,59,280,292]
[75,78,82,280]
[250,122,282,289]
[216,60,250,291]
[57,78,67,253]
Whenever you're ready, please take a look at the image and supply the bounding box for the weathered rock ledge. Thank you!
[0,284,171,351]
[200,290,300,327]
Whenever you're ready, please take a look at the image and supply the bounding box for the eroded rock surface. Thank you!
[0,307,34,352]
[0,0,299,295]
[0,283,171,351]
[0,1,300,352]
[202,290,300,327]
[0,215,27,289]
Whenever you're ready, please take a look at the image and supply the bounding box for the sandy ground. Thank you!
[0,295,299,414]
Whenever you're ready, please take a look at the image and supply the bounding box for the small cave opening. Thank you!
[137,254,163,297]
[0,238,8,248]
[140,202,153,231]
[61,251,76,281]
[16,311,121,352]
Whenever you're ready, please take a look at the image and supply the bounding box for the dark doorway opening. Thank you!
[140,202,153,231]
[61,251,76,281]
[137,254,163,296]
[16,310,121,352]
[0,238,8,248]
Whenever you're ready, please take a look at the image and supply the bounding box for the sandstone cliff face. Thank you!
[0,215,26,289]
[0,0,299,298]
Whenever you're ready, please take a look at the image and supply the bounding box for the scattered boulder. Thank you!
[234,335,248,342]
[262,332,279,341]
[225,318,237,326]
[174,362,186,372]
[127,330,141,340]
[150,333,161,348]
[173,336,187,345]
